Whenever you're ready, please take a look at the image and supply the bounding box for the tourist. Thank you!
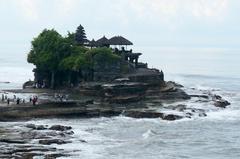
[16,98,20,105]
[2,94,4,101]
[7,98,10,105]
[32,96,38,105]
[32,97,36,106]
[35,96,38,103]
[29,96,32,103]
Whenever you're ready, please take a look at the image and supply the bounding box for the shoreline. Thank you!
[0,80,230,122]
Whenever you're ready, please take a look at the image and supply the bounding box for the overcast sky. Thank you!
[1,0,240,56]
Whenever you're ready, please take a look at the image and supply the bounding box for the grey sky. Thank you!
[1,0,240,57]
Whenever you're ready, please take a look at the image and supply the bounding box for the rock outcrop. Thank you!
[0,124,75,158]
[214,99,231,108]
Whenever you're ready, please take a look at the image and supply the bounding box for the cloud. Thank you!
[128,0,228,21]
[189,0,228,18]
[13,0,228,24]
[55,0,79,15]
[16,0,39,21]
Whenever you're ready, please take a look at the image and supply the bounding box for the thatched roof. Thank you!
[95,36,110,47]
[108,36,133,45]
[89,39,97,47]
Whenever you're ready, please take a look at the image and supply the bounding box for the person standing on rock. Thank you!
[32,97,36,105]
[33,96,38,106]
[7,98,10,105]
[16,98,20,105]
[29,96,32,103]
[2,94,4,102]
[35,96,38,103]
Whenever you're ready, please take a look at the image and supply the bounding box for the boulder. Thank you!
[49,125,72,131]
[23,80,35,89]
[26,124,47,130]
[190,95,209,99]
[0,139,27,144]
[162,114,183,121]
[39,139,68,145]
[123,111,183,121]
[172,104,187,112]
[214,99,231,108]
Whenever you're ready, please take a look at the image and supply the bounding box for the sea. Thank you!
[0,47,240,159]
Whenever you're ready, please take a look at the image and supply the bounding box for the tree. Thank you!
[27,29,68,88]
[27,26,122,88]
[75,25,87,45]
[66,31,76,45]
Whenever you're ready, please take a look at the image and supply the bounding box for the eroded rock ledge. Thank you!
[1,79,231,122]
[0,124,77,159]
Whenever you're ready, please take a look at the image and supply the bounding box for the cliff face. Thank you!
[124,68,164,85]
[93,58,121,82]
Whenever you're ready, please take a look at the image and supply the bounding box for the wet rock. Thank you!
[0,139,27,144]
[16,152,42,159]
[162,114,183,121]
[65,131,74,135]
[190,95,209,99]
[22,80,35,89]
[166,81,184,88]
[199,112,207,117]
[170,105,207,118]
[123,111,183,121]
[188,108,207,117]
[214,99,231,108]
[79,139,87,143]
[159,88,191,100]
[0,125,73,158]
[26,124,47,130]
[39,139,68,145]
[45,153,69,159]
[26,124,36,129]
[20,130,60,140]
[107,95,144,104]
[103,82,146,103]
[213,95,222,100]
[172,104,187,112]
[49,125,72,131]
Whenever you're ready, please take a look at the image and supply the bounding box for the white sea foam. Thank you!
[1,50,240,158]
[142,129,157,139]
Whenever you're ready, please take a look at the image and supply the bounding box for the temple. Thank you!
[86,36,147,69]
[31,32,164,88]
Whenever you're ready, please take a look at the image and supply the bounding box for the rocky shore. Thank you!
[0,80,230,122]
[0,123,78,158]
[0,74,231,158]
[0,83,232,158]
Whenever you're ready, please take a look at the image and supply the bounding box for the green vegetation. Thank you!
[27,25,121,88]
